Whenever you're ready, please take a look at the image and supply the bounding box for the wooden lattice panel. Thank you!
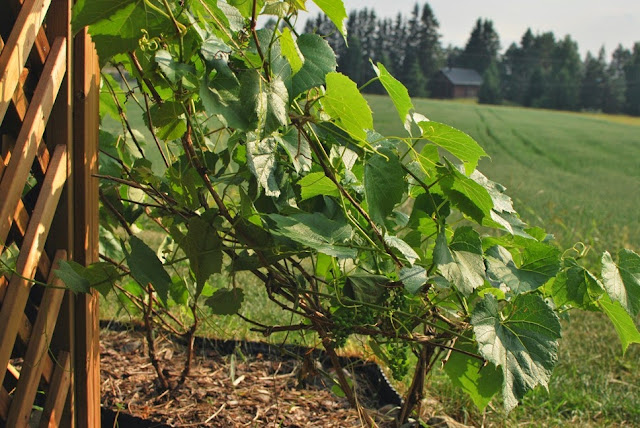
[0,0,100,426]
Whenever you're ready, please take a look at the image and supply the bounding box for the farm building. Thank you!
[431,67,483,99]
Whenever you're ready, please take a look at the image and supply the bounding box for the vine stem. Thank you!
[250,0,271,80]
[145,283,169,390]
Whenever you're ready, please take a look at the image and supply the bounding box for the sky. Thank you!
[297,0,640,57]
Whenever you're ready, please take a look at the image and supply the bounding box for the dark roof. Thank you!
[440,67,483,86]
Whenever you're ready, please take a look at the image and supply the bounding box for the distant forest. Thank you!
[301,3,640,116]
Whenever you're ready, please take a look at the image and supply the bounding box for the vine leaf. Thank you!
[438,162,493,224]
[278,130,312,173]
[485,243,560,294]
[472,171,530,238]
[344,274,388,304]
[125,236,172,305]
[291,34,337,97]
[472,294,561,413]
[55,261,91,294]
[443,338,503,410]
[384,234,419,266]
[311,0,347,38]
[373,62,413,134]
[434,227,485,296]
[298,172,340,200]
[551,258,603,310]
[598,294,640,354]
[399,265,427,294]
[323,72,372,142]
[247,136,280,197]
[601,249,640,317]
[72,0,136,33]
[269,213,356,259]
[206,288,244,315]
[73,0,170,66]
[241,72,289,134]
[418,121,487,175]
[155,50,196,84]
[181,216,222,296]
[147,102,187,141]
[364,148,405,225]
[279,27,304,74]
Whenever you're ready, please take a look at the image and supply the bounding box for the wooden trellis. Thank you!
[0,0,100,426]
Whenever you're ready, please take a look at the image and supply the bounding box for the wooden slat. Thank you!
[38,351,70,428]
[0,144,67,392]
[0,0,53,123]
[6,251,67,427]
[0,34,51,176]
[0,36,66,249]
[8,0,52,66]
[73,27,101,428]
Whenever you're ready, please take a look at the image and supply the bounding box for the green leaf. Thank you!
[74,0,170,66]
[472,171,531,238]
[72,0,135,33]
[434,227,485,296]
[148,101,187,141]
[323,72,372,142]
[126,236,172,305]
[439,163,493,224]
[344,274,388,304]
[240,72,289,133]
[399,265,427,294]
[311,0,347,38]
[443,338,503,410]
[384,234,419,265]
[206,288,244,315]
[279,28,304,74]
[373,62,413,134]
[551,258,603,309]
[472,294,561,413]
[201,34,232,63]
[601,249,640,317]
[227,0,263,18]
[278,129,312,173]
[485,243,560,294]
[298,172,340,200]
[181,216,222,295]
[418,121,487,175]
[291,34,337,97]
[55,261,91,294]
[364,148,405,225]
[155,50,196,84]
[598,294,640,354]
[269,213,356,259]
[247,136,280,197]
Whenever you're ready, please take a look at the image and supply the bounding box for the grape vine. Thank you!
[56,0,640,425]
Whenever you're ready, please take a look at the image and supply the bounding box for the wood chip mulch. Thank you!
[100,329,399,427]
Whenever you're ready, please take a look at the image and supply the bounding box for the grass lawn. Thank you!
[100,95,640,426]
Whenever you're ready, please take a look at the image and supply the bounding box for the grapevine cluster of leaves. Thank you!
[64,0,640,422]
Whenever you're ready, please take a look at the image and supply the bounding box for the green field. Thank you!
[368,95,640,256]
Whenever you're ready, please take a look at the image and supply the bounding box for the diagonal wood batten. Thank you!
[0,0,53,123]
[0,36,66,248]
[0,144,67,391]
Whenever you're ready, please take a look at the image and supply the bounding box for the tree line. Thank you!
[303,3,640,115]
